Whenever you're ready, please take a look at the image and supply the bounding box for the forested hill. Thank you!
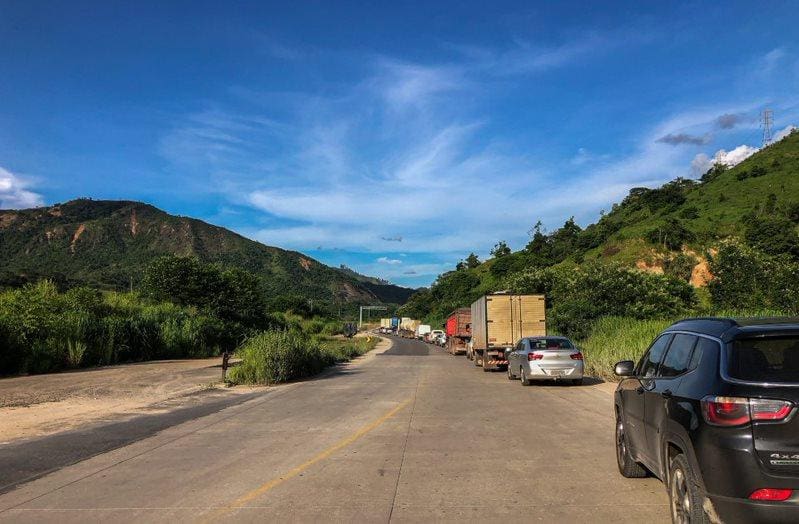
[0,199,414,305]
[400,129,799,327]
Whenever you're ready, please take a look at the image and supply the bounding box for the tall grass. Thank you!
[579,317,672,379]
[0,282,236,376]
[580,310,795,380]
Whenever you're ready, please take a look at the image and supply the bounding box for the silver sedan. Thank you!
[506,336,584,386]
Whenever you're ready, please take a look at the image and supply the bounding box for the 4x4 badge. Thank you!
[770,453,799,460]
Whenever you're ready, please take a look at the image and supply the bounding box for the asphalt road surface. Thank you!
[0,337,668,523]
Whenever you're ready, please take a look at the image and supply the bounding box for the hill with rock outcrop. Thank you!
[0,199,414,305]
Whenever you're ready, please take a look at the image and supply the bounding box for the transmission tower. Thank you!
[761,108,774,147]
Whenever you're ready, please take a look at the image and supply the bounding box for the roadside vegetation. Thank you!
[0,255,377,379]
[229,331,377,385]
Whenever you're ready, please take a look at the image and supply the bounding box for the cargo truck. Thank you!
[390,317,400,333]
[415,324,431,340]
[470,293,546,371]
[379,318,392,334]
[445,308,471,355]
[399,318,420,338]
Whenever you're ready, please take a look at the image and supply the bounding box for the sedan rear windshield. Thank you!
[530,338,574,350]
[727,336,799,383]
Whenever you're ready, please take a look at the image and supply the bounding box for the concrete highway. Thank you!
[0,337,668,523]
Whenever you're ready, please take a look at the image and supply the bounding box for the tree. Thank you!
[215,267,267,326]
[490,241,511,258]
[142,256,222,309]
[142,256,268,327]
[647,218,694,251]
[465,253,481,268]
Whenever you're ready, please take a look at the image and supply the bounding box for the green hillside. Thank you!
[400,130,799,326]
[581,130,799,266]
[0,199,413,305]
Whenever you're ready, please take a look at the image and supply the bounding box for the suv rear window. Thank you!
[727,336,799,383]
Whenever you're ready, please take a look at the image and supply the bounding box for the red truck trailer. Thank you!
[445,308,471,355]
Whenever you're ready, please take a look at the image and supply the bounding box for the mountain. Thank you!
[400,130,799,322]
[336,264,415,304]
[0,199,414,304]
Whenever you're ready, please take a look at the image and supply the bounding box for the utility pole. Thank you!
[761,108,774,147]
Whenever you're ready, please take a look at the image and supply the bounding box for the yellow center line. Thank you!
[208,398,412,518]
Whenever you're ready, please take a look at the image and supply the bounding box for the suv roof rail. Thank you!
[668,318,738,337]
[668,316,799,337]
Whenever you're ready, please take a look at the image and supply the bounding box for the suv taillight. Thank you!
[570,352,583,360]
[749,488,793,501]
[701,396,794,426]
[528,352,543,361]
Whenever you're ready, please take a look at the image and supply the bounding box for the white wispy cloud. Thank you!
[0,166,44,209]
[158,40,799,271]
[377,256,402,265]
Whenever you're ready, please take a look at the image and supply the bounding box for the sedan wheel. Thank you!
[520,368,531,386]
[507,365,515,380]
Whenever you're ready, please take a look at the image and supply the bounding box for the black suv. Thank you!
[614,318,799,523]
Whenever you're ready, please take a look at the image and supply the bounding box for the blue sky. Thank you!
[2,1,799,288]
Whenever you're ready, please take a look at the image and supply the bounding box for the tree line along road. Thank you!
[0,336,668,523]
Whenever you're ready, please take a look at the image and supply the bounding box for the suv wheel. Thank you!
[668,454,708,524]
[615,416,647,478]
[507,365,515,380]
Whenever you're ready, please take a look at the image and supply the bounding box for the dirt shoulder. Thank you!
[0,336,392,444]
[0,358,253,443]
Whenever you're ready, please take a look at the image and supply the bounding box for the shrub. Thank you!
[744,216,799,259]
[664,253,696,282]
[507,263,696,339]
[229,331,328,384]
[707,240,799,312]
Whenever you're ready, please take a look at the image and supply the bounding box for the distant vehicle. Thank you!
[416,324,432,340]
[614,317,799,524]
[507,337,583,386]
[435,333,447,346]
[445,308,471,355]
[380,318,392,331]
[429,329,444,344]
[470,293,546,371]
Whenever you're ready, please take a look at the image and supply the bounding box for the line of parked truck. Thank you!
[379,292,584,384]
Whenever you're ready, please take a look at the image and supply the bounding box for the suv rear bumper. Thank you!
[706,492,799,524]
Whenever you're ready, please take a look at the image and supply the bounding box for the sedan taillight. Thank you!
[701,396,794,426]
[570,352,583,360]
[528,352,543,361]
